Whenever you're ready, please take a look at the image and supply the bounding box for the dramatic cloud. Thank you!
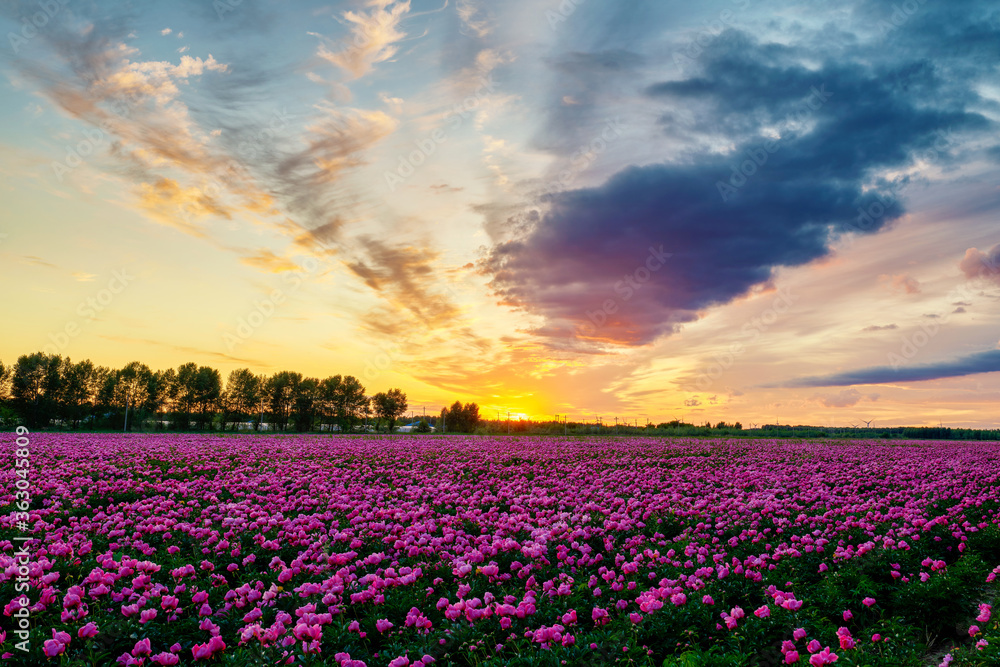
[481,16,996,349]
[784,349,1000,387]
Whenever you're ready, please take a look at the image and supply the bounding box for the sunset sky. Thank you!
[1,0,999,426]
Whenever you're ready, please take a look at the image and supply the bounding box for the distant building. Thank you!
[396,421,434,433]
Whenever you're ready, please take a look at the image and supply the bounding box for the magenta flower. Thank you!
[78,622,99,639]
[976,604,991,623]
[862,597,875,607]
[376,618,394,633]
[754,605,770,618]
[43,639,66,657]
[132,638,152,656]
[785,651,800,664]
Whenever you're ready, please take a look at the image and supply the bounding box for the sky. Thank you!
[1,0,999,427]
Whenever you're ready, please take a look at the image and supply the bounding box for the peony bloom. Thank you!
[806,639,821,654]
[968,625,980,637]
[785,651,800,664]
[976,604,991,623]
[793,628,807,642]
[842,610,853,621]
[78,622,99,639]
[388,658,410,667]
[754,605,770,618]
[702,595,714,605]
[862,597,876,607]
[133,638,152,656]
[629,612,642,624]
[43,639,66,657]
[376,618,394,633]
[808,647,838,666]
[152,653,180,666]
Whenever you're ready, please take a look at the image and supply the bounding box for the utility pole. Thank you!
[507,410,510,435]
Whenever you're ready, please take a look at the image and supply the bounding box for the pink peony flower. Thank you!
[78,622,99,639]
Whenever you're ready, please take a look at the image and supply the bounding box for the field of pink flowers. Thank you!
[2,434,999,666]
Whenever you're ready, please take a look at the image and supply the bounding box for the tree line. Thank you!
[0,352,446,433]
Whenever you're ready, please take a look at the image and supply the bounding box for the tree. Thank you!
[292,377,320,432]
[265,371,301,431]
[173,363,199,429]
[173,363,220,430]
[144,368,177,426]
[61,359,99,428]
[222,369,262,430]
[371,388,407,432]
[0,359,12,401]
[338,376,368,431]
[11,352,62,428]
[192,366,222,430]
[440,400,480,432]
[415,419,432,433]
[118,362,153,431]
[317,375,369,432]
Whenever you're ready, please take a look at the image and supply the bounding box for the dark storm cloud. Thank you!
[781,349,1000,387]
[483,20,996,348]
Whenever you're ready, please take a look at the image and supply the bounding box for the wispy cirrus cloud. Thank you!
[316,0,412,79]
